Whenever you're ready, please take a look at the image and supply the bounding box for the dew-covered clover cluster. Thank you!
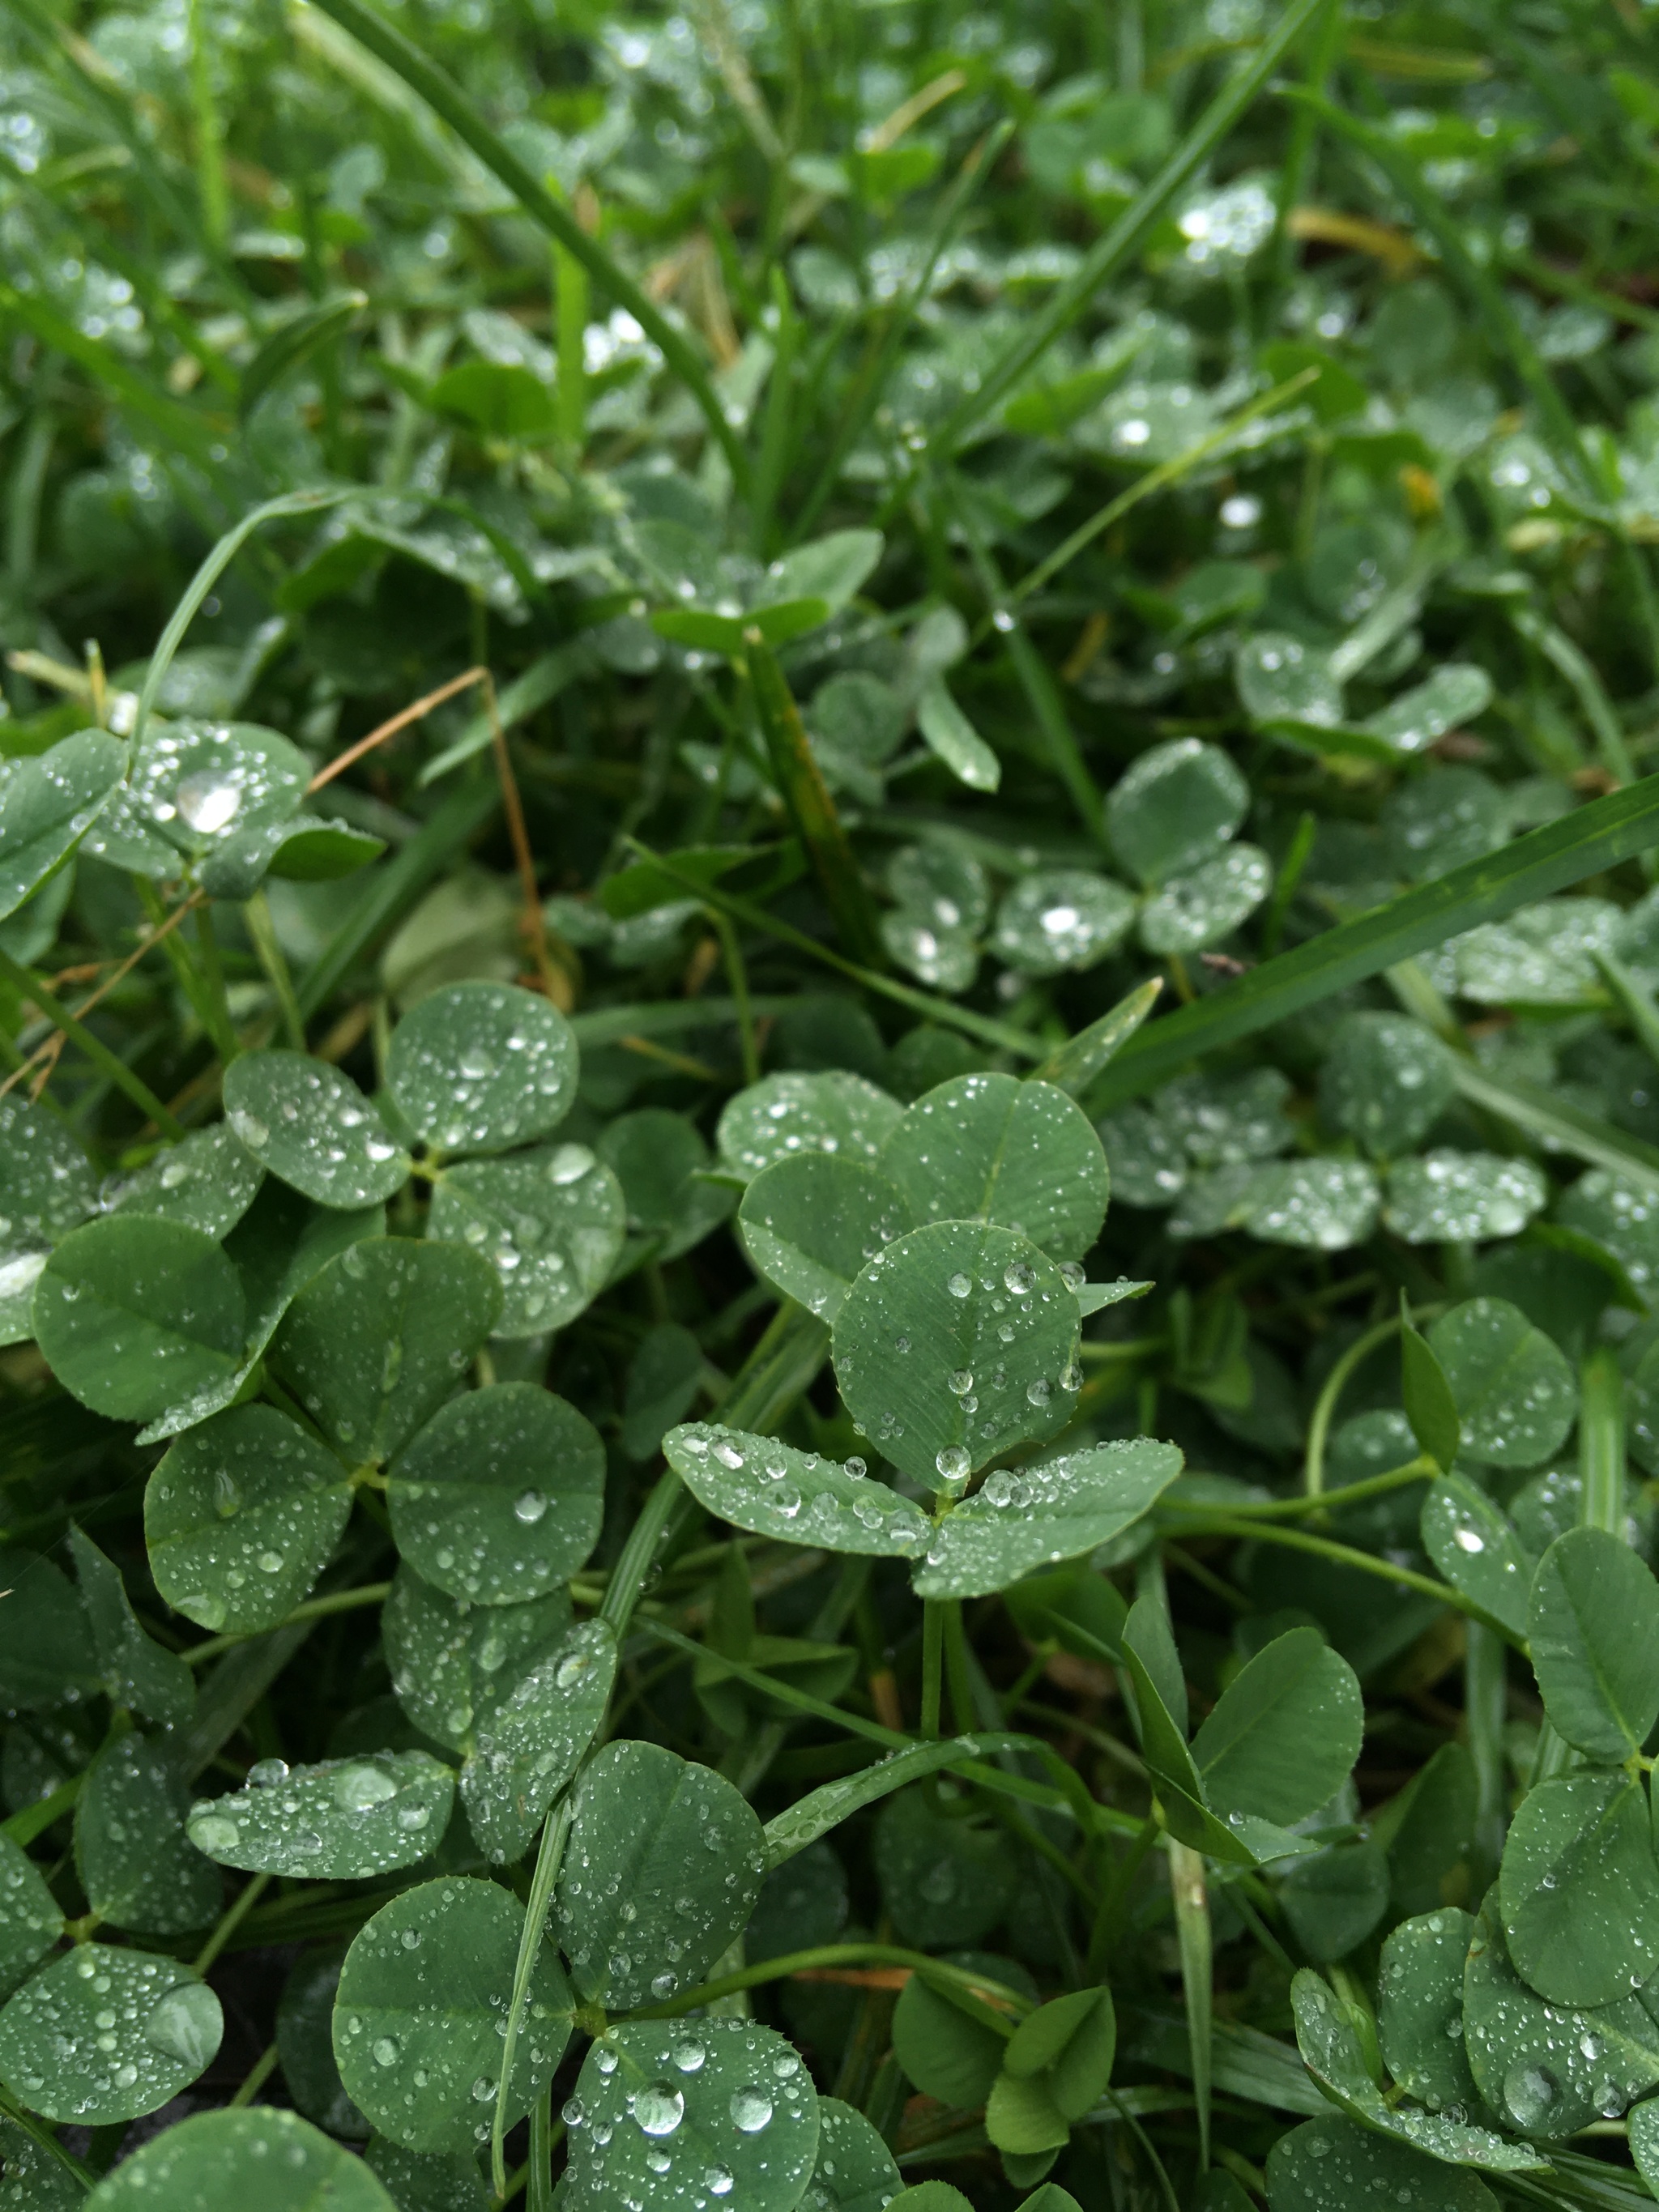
[15,0,1659,2206]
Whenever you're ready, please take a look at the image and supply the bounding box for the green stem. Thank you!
[1465,1622,1508,1893]
[182,1583,392,1666]
[919,1600,945,1738]
[1162,1455,1432,1524]
[194,1870,272,1974]
[244,890,305,1051]
[191,900,241,1065]
[550,181,589,458]
[941,1600,975,1735]
[1580,1345,1626,1536]
[186,0,229,249]
[133,876,231,1065]
[1186,1519,1525,1641]
[1303,1319,1401,1498]
[528,2086,560,2212]
[599,1470,685,1635]
[228,2040,280,2108]
[710,910,759,1085]
[0,944,184,1137]
[1271,0,1344,288]
[625,1941,1032,2023]
[493,1794,574,2197]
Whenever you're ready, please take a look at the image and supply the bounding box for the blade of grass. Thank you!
[305,0,749,492]
[934,0,1333,454]
[744,634,883,965]
[134,486,352,745]
[1448,1057,1659,1196]
[1168,1839,1213,2170]
[1090,771,1659,1106]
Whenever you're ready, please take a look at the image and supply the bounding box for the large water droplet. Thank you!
[630,2080,685,2137]
[730,2085,773,2133]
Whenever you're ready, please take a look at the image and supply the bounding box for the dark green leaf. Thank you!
[333,1877,572,2154]
[1499,1771,1659,2006]
[0,1947,221,2124]
[386,982,578,1156]
[665,1424,930,1558]
[0,729,126,921]
[879,1074,1109,1262]
[1527,1527,1659,1760]
[737,1154,914,1321]
[1192,1627,1363,1830]
[224,1052,410,1208]
[34,1217,245,1423]
[76,1735,220,1934]
[187,1750,454,1879]
[555,1740,769,2010]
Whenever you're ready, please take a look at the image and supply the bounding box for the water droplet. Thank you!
[514,1490,548,1524]
[935,1446,970,1485]
[1004,1259,1036,1294]
[672,2039,706,2073]
[706,2168,735,2197]
[143,1980,222,2070]
[189,1813,241,1855]
[630,2080,685,2137]
[247,1758,288,1788]
[332,1762,399,1813]
[948,1369,973,1396]
[947,1272,972,1298]
[373,2035,399,2067]
[1027,1378,1051,1407]
[730,2085,773,2133]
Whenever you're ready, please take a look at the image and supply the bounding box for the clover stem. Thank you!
[493,1792,574,2199]
[1580,1343,1627,1535]
[919,1599,945,1737]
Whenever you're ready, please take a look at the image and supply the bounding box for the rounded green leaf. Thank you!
[365,2137,489,2211]
[1527,1527,1659,1760]
[915,677,1000,795]
[991,871,1137,977]
[1367,665,1495,758]
[1320,1013,1455,1159]
[271,1238,501,1464]
[1234,1158,1380,1251]
[86,718,309,876]
[717,1071,903,1181]
[1632,2099,1659,2197]
[561,2019,819,2212]
[1499,1771,1659,2006]
[914,1438,1182,1600]
[0,1094,96,1250]
[383,1566,572,1752]
[805,2095,903,2212]
[33,1216,245,1422]
[892,1955,1016,2107]
[1192,1626,1363,1829]
[0,1946,221,2124]
[1454,900,1619,1008]
[334,1876,572,2154]
[75,1736,220,1935]
[187,1750,454,1880]
[1003,1983,1115,2120]
[1382,765,1506,880]
[1140,845,1272,955]
[84,2107,396,2210]
[832,1221,1079,1491]
[0,2111,81,2208]
[556,1740,770,2010]
[459,1617,616,1864]
[386,981,578,1155]
[1266,2116,1498,2212]
[146,1404,353,1634]
[428,1144,625,1337]
[0,728,126,920]
[1236,633,1343,729]
[1420,1477,1533,1637]
[874,1787,1016,1948]
[1427,1298,1576,1468]
[1377,1910,1481,2117]
[1107,737,1247,886]
[599,1109,735,1259]
[1096,1103,1188,1208]
[1280,1841,1389,1962]
[224,1051,410,1208]
[1384,1153,1547,1246]
[105,1122,264,1240]
[387,1383,603,1603]
[0,1545,96,1709]
[667,1422,929,1557]
[0,1835,63,2000]
[738,1154,914,1320]
[984,2069,1070,2156]
[70,1524,193,1728]
[1559,1171,1659,1300]
[879,1074,1109,1262]
[1465,1890,1659,2136]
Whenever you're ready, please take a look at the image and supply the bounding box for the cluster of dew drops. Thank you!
[563,2032,812,2206]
